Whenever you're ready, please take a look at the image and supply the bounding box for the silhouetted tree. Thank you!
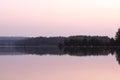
[109,38,115,46]
[115,28,120,45]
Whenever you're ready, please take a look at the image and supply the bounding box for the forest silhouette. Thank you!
[14,28,120,47]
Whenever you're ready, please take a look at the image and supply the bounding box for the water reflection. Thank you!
[15,47,114,56]
[0,46,120,64]
[115,49,120,64]
[1,46,120,80]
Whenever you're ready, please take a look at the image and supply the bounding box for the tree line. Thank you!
[15,28,120,47]
[59,28,120,47]
[15,37,65,46]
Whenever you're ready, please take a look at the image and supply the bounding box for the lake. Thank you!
[0,46,120,80]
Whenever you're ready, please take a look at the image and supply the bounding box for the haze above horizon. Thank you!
[0,0,120,37]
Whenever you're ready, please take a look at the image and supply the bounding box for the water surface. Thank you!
[0,47,120,80]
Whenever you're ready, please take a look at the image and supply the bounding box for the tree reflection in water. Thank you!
[14,46,115,56]
[114,48,120,64]
[0,46,120,65]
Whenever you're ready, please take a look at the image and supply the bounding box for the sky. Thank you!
[0,0,120,37]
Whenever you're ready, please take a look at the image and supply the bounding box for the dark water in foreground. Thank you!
[0,46,120,80]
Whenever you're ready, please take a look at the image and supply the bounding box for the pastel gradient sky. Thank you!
[0,0,120,37]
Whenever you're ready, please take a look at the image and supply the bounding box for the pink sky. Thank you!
[0,0,120,37]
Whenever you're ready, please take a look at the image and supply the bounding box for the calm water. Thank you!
[0,47,120,80]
